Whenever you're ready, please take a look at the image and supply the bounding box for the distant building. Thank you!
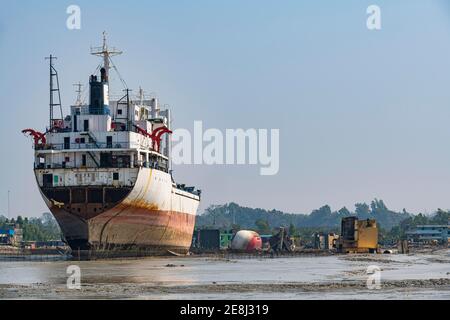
[0,225,23,246]
[406,225,449,244]
[0,229,14,244]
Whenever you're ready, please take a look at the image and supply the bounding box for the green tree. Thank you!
[355,203,370,218]
[371,199,387,212]
[412,213,428,225]
[289,223,297,236]
[16,215,24,226]
[338,207,351,216]
[231,224,241,231]
[431,209,450,225]
[255,219,271,234]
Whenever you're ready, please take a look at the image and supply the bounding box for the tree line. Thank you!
[1,200,449,243]
[196,200,450,244]
[0,212,62,242]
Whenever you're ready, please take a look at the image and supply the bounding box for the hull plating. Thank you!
[37,168,199,257]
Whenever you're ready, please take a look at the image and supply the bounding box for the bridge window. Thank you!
[64,137,70,150]
[107,136,112,148]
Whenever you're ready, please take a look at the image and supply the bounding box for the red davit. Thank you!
[22,129,46,145]
[133,124,172,152]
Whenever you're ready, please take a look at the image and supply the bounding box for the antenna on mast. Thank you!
[90,31,122,81]
[139,87,144,105]
[7,190,10,219]
[45,54,64,129]
[73,82,83,106]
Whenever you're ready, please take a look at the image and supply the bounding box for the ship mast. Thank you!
[73,82,83,106]
[45,54,64,129]
[90,31,122,81]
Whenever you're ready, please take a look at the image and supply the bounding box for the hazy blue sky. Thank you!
[2,0,450,217]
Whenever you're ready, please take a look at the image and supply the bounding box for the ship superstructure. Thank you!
[23,34,201,257]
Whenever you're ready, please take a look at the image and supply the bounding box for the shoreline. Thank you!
[0,249,448,299]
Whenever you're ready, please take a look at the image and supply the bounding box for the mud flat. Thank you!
[0,249,448,299]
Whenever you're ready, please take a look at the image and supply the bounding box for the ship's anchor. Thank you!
[51,199,65,208]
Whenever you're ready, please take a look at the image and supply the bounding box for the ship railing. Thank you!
[36,142,132,151]
[34,162,137,170]
[36,142,159,153]
[68,105,90,115]
[136,160,169,173]
[175,183,202,197]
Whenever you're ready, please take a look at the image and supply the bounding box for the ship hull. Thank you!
[49,206,196,257]
[36,167,199,258]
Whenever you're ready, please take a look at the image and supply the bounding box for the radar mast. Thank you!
[90,31,122,80]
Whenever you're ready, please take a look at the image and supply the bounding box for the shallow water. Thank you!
[0,250,449,299]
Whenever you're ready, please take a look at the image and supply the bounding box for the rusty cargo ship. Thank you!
[23,34,201,258]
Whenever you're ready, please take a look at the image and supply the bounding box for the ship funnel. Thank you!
[151,98,160,118]
[89,72,110,115]
[100,67,108,83]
